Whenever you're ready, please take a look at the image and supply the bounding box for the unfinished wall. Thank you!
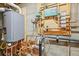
[20,3,40,36]
[19,3,79,56]
[20,3,79,40]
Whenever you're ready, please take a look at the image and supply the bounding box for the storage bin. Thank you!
[61,24,66,28]
[44,7,58,17]
[60,16,66,20]
[60,11,67,16]
[60,20,66,24]
[35,12,41,17]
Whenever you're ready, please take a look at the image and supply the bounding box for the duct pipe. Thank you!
[0,7,13,12]
[0,8,6,12]
[7,3,21,14]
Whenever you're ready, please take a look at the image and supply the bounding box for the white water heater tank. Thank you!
[4,11,24,42]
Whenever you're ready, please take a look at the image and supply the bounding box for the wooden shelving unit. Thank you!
[36,3,71,36]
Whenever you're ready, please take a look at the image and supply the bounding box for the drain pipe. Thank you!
[7,3,21,14]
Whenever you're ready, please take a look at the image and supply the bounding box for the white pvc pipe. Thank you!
[7,3,21,14]
[0,8,6,12]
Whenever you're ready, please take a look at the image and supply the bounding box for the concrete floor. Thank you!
[44,44,79,56]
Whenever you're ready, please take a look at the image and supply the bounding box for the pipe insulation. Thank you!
[7,3,21,14]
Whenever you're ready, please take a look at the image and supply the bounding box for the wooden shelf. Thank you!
[59,3,67,6]
[43,30,70,35]
[37,3,71,36]
[44,16,58,19]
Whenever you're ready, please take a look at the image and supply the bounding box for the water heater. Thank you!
[4,11,24,42]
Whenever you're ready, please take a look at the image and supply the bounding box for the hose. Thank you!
[0,42,6,49]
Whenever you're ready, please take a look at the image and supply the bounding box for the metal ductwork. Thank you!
[7,3,21,14]
[0,3,21,14]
